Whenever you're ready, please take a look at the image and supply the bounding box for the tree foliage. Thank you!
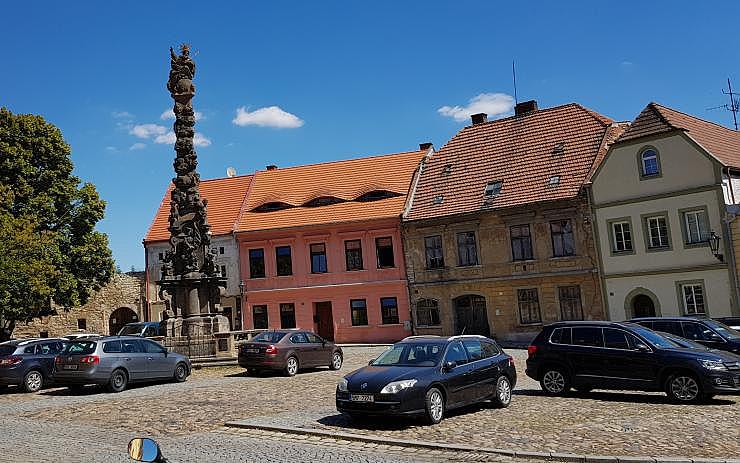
[0,108,114,340]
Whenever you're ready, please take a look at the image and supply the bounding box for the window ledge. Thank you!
[456,264,483,269]
[610,250,635,256]
[684,242,709,249]
[549,255,577,261]
[646,246,672,253]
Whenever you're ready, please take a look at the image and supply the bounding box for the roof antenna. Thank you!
[512,60,518,105]
[707,77,740,130]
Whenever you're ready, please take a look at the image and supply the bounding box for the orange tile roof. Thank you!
[617,102,740,169]
[144,175,253,243]
[235,150,425,233]
[405,103,618,221]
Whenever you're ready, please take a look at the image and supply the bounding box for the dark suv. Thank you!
[0,338,66,392]
[526,321,740,403]
[631,317,740,354]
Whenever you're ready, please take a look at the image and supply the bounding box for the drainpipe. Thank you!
[143,240,150,322]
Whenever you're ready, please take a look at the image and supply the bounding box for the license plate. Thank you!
[245,348,259,353]
[350,394,374,402]
[62,364,78,370]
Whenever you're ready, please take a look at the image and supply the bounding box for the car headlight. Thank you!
[337,378,348,392]
[698,359,727,371]
[380,379,417,394]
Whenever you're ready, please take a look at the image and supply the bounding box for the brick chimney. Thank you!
[266,165,278,171]
[419,142,433,151]
[471,113,488,125]
[515,100,538,117]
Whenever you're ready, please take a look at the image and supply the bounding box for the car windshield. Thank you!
[62,341,96,355]
[118,324,144,336]
[371,342,445,367]
[655,331,708,350]
[252,332,287,343]
[704,319,740,340]
[629,326,681,349]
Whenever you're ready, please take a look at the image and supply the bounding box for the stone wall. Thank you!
[13,272,146,339]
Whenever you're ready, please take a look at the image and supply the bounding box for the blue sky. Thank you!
[3,2,739,271]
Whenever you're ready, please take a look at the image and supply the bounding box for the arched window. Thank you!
[416,299,441,327]
[640,148,660,177]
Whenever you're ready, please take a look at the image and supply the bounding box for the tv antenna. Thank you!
[512,60,518,104]
[708,78,740,130]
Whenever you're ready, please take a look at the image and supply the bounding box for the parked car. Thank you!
[0,338,66,392]
[715,317,740,330]
[526,321,740,403]
[117,322,163,338]
[238,330,343,376]
[336,335,516,424]
[631,317,740,354]
[53,336,191,392]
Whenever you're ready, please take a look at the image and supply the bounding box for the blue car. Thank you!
[0,338,66,392]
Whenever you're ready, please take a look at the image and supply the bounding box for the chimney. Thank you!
[515,100,538,117]
[266,165,278,171]
[419,142,433,151]
[471,113,488,125]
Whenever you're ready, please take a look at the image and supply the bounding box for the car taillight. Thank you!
[80,355,100,365]
[527,345,538,357]
[265,345,278,355]
[506,355,515,368]
[55,356,62,364]
[0,356,22,366]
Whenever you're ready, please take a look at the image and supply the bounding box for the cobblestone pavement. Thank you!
[1,347,738,461]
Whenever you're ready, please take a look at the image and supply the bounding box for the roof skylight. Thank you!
[484,181,503,198]
[433,195,444,205]
[549,175,561,186]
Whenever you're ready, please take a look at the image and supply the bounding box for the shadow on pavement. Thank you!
[513,388,737,405]
[225,367,332,378]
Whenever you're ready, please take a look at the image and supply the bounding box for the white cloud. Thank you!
[112,111,134,119]
[153,131,211,147]
[130,124,167,139]
[438,93,515,122]
[232,106,304,128]
[129,142,146,151]
[160,108,203,121]
[194,133,211,147]
[105,146,117,152]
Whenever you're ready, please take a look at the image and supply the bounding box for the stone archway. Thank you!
[109,307,138,335]
[623,288,661,319]
[453,295,490,337]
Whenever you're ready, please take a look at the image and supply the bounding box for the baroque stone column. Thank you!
[157,44,229,338]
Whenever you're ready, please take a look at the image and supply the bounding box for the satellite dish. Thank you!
[226,167,237,178]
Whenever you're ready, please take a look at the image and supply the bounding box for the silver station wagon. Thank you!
[53,336,191,392]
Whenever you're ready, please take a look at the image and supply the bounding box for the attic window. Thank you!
[553,142,565,154]
[304,196,345,207]
[549,175,561,186]
[356,190,402,202]
[252,201,294,212]
[484,181,503,198]
[442,164,452,175]
[433,195,444,205]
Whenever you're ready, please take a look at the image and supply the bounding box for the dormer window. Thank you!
[304,196,345,207]
[252,201,294,212]
[355,190,401,202]
[484,181,503,198]
[639,147,661,178]
[433,195,444,205]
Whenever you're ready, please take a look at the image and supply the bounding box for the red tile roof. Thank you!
[617,102,740,169]
[235,150,425,233]
[405,103,619,221]
[144,175,253,243]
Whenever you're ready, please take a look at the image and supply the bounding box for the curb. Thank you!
[224,420,736,463]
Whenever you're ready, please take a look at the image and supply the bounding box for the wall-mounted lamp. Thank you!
[709,231,724,262]
[239,280,246,296]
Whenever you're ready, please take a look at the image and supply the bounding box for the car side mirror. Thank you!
[368,358,375,366]
[634,343,650,352]
[709,333,725,342]
[128,438,162,462]
[443,361,456,372]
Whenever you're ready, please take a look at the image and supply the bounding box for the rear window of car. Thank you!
[63,341,97,355]
[572,327,603,347]
[103,340,122,353]
[252,332,287,343]
[550,327,572,345]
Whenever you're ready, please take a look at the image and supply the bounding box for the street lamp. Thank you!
[238,280,245,296]
[709,231,723,262]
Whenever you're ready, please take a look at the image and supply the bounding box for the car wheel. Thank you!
[107,369,128,393]
[540,367,570,395]
[665,373,702,403]
[173,363,188,383]
[329,352,343,370]
[284,356,299,377]
[424,387,445,424]
[491,375,512,408]
[23,370,43,393]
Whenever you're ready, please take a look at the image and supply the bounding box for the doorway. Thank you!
[632,294,656,318]
[314,301,334,341]
[109,307,138,335]
[453,295,490,337]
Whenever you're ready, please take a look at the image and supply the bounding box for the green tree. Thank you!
[0,108,114,340]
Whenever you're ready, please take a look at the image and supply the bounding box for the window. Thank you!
[219,247,225,255]
[682,322,717,341]
[484,181,503,197]
[143,325,159,337]
[279,303,296,329]
[443,341,468,365]
[424,235,444,269]
[121,339,142,353]
[344,240,363,271]
[310,243,328,273]
[77,318,87,330]
[462,339,484,361]
[103,340,122,353]
[456,232,478,266]
[682,209,709,245]
[433,195,444,204]
[517,289,542,325]
[416,299,441,326]
[380,297,399,325]
[572,327,603,347]
[559,286,584,320]
[143,340,166,354]
[640,148,660,177]
[481,341,499,357]
[603,328,630,350]
[158,252,164,261]
[645,215,670,249]
[289,333,308,343]
[550,327,572,345]
[681,283,706,315]
[252,305,268,329]
[611,221,633,253]
[350,299,368,326]
[510,224,533,261]
[652,320,682,336]
[548,175,560,186]
[220,265,227,278]
[550,220,575,257]
[375,237,395,268]
[306,333,323,343]
[275,246,292,276]
[249,249,265,278]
